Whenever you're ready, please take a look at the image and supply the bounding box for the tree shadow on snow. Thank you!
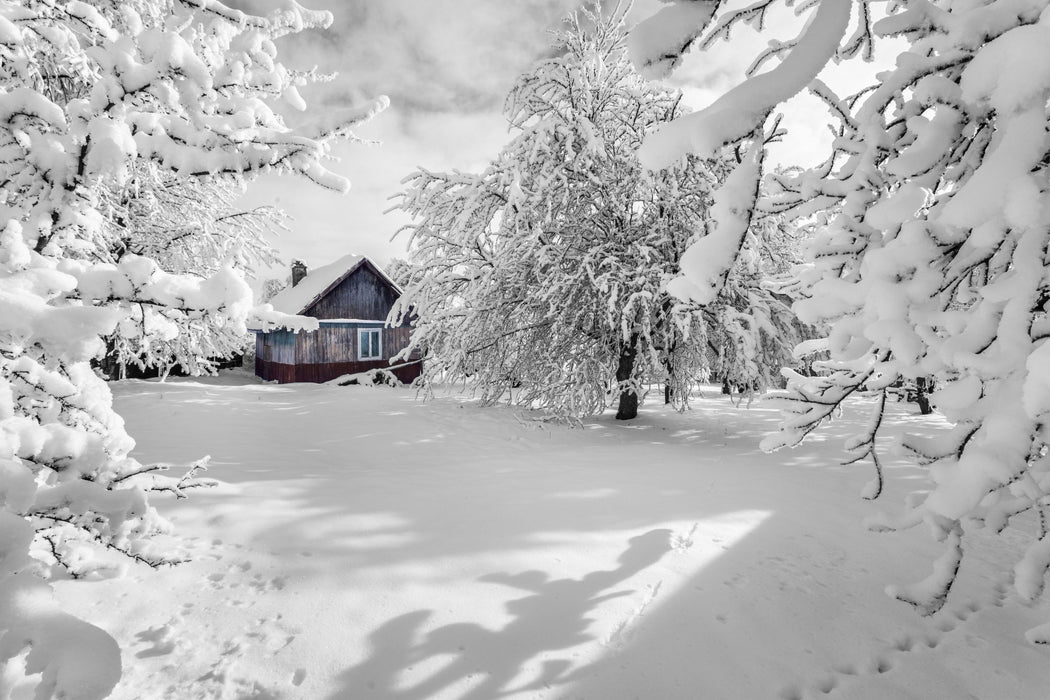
[116,380,971,697]
[324,529,673,700]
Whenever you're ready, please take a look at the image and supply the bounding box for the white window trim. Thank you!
[358,328,382,360]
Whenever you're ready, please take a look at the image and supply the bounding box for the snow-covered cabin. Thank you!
[254,254,421,384]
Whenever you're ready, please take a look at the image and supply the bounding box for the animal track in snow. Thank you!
[135,622,178,658]
[782,595,981,699]
[602,581,663,648]
[599,526,700,650]
[813,676,837,694]
[248,573,287,592]
[671,522,699,552]
[992,577,1013,607]
[599,524,706,649]
[204,559,287,602]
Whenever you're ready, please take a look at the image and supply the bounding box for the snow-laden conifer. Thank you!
[393,4,805,420]
[632,0,1050,629]
[0,1,384,695]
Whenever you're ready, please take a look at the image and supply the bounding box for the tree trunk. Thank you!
[915,376,933,415]
[663,358,673,405]
[616,337,639,420]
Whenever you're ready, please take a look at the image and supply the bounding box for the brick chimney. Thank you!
[291,260,307,287]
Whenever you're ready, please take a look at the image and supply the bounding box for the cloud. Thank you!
[242,106,512,272]
[229,0,639,276]
[231,0,593,116]
[231,0,890,279]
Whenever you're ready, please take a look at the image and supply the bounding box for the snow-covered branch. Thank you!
[632,0,1050,632]
[0,0,387,693]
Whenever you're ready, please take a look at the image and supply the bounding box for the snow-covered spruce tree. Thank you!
[631,0,1050,634]
[0,1,385,695]
[394,6,799,420]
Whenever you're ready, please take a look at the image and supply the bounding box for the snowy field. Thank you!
[35,371,1050,700]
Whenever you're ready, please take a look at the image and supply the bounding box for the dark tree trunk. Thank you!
[663,357,673,405]
[915,376,933,415]
[615,337,639,420]
[721,377,732,395]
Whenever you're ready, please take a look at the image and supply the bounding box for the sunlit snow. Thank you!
[26,372,1050,699]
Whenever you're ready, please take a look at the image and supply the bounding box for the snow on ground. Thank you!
[25,371,1050,699]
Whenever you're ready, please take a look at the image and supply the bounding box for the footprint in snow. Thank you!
[602,581,663,648]
[671,522,699,552]
[814,676,837,694]
[135,623,178,658]
[785,602,966,699]
[247,573,287,592]
[992,578,1013,607]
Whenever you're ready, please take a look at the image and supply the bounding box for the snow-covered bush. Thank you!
[0,0,385,695]
[632,0,1050,627]
[393,6,803,420]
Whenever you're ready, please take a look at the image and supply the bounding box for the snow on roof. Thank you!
[269,254,401,315]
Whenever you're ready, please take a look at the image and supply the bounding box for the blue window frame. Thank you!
[358,328,382,360]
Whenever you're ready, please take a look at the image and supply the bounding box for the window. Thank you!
[358,328,382,360]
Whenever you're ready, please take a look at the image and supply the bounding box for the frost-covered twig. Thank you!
[29,513,189,571]
[887,521,963,616]
[110,457,217,499]
[842,389,887,500]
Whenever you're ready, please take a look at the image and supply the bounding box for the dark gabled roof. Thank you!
[269,254,402,315]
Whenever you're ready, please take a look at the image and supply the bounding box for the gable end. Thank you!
[303,260,404,322]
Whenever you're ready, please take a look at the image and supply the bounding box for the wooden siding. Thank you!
[254,258,422,385]
[257,329,296,365]
[304,263,404,323]
[293,324,413,366]
[254,358,422,385]
[255,356,296,383]
[256,324,421,385]
[255,329,296,383]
